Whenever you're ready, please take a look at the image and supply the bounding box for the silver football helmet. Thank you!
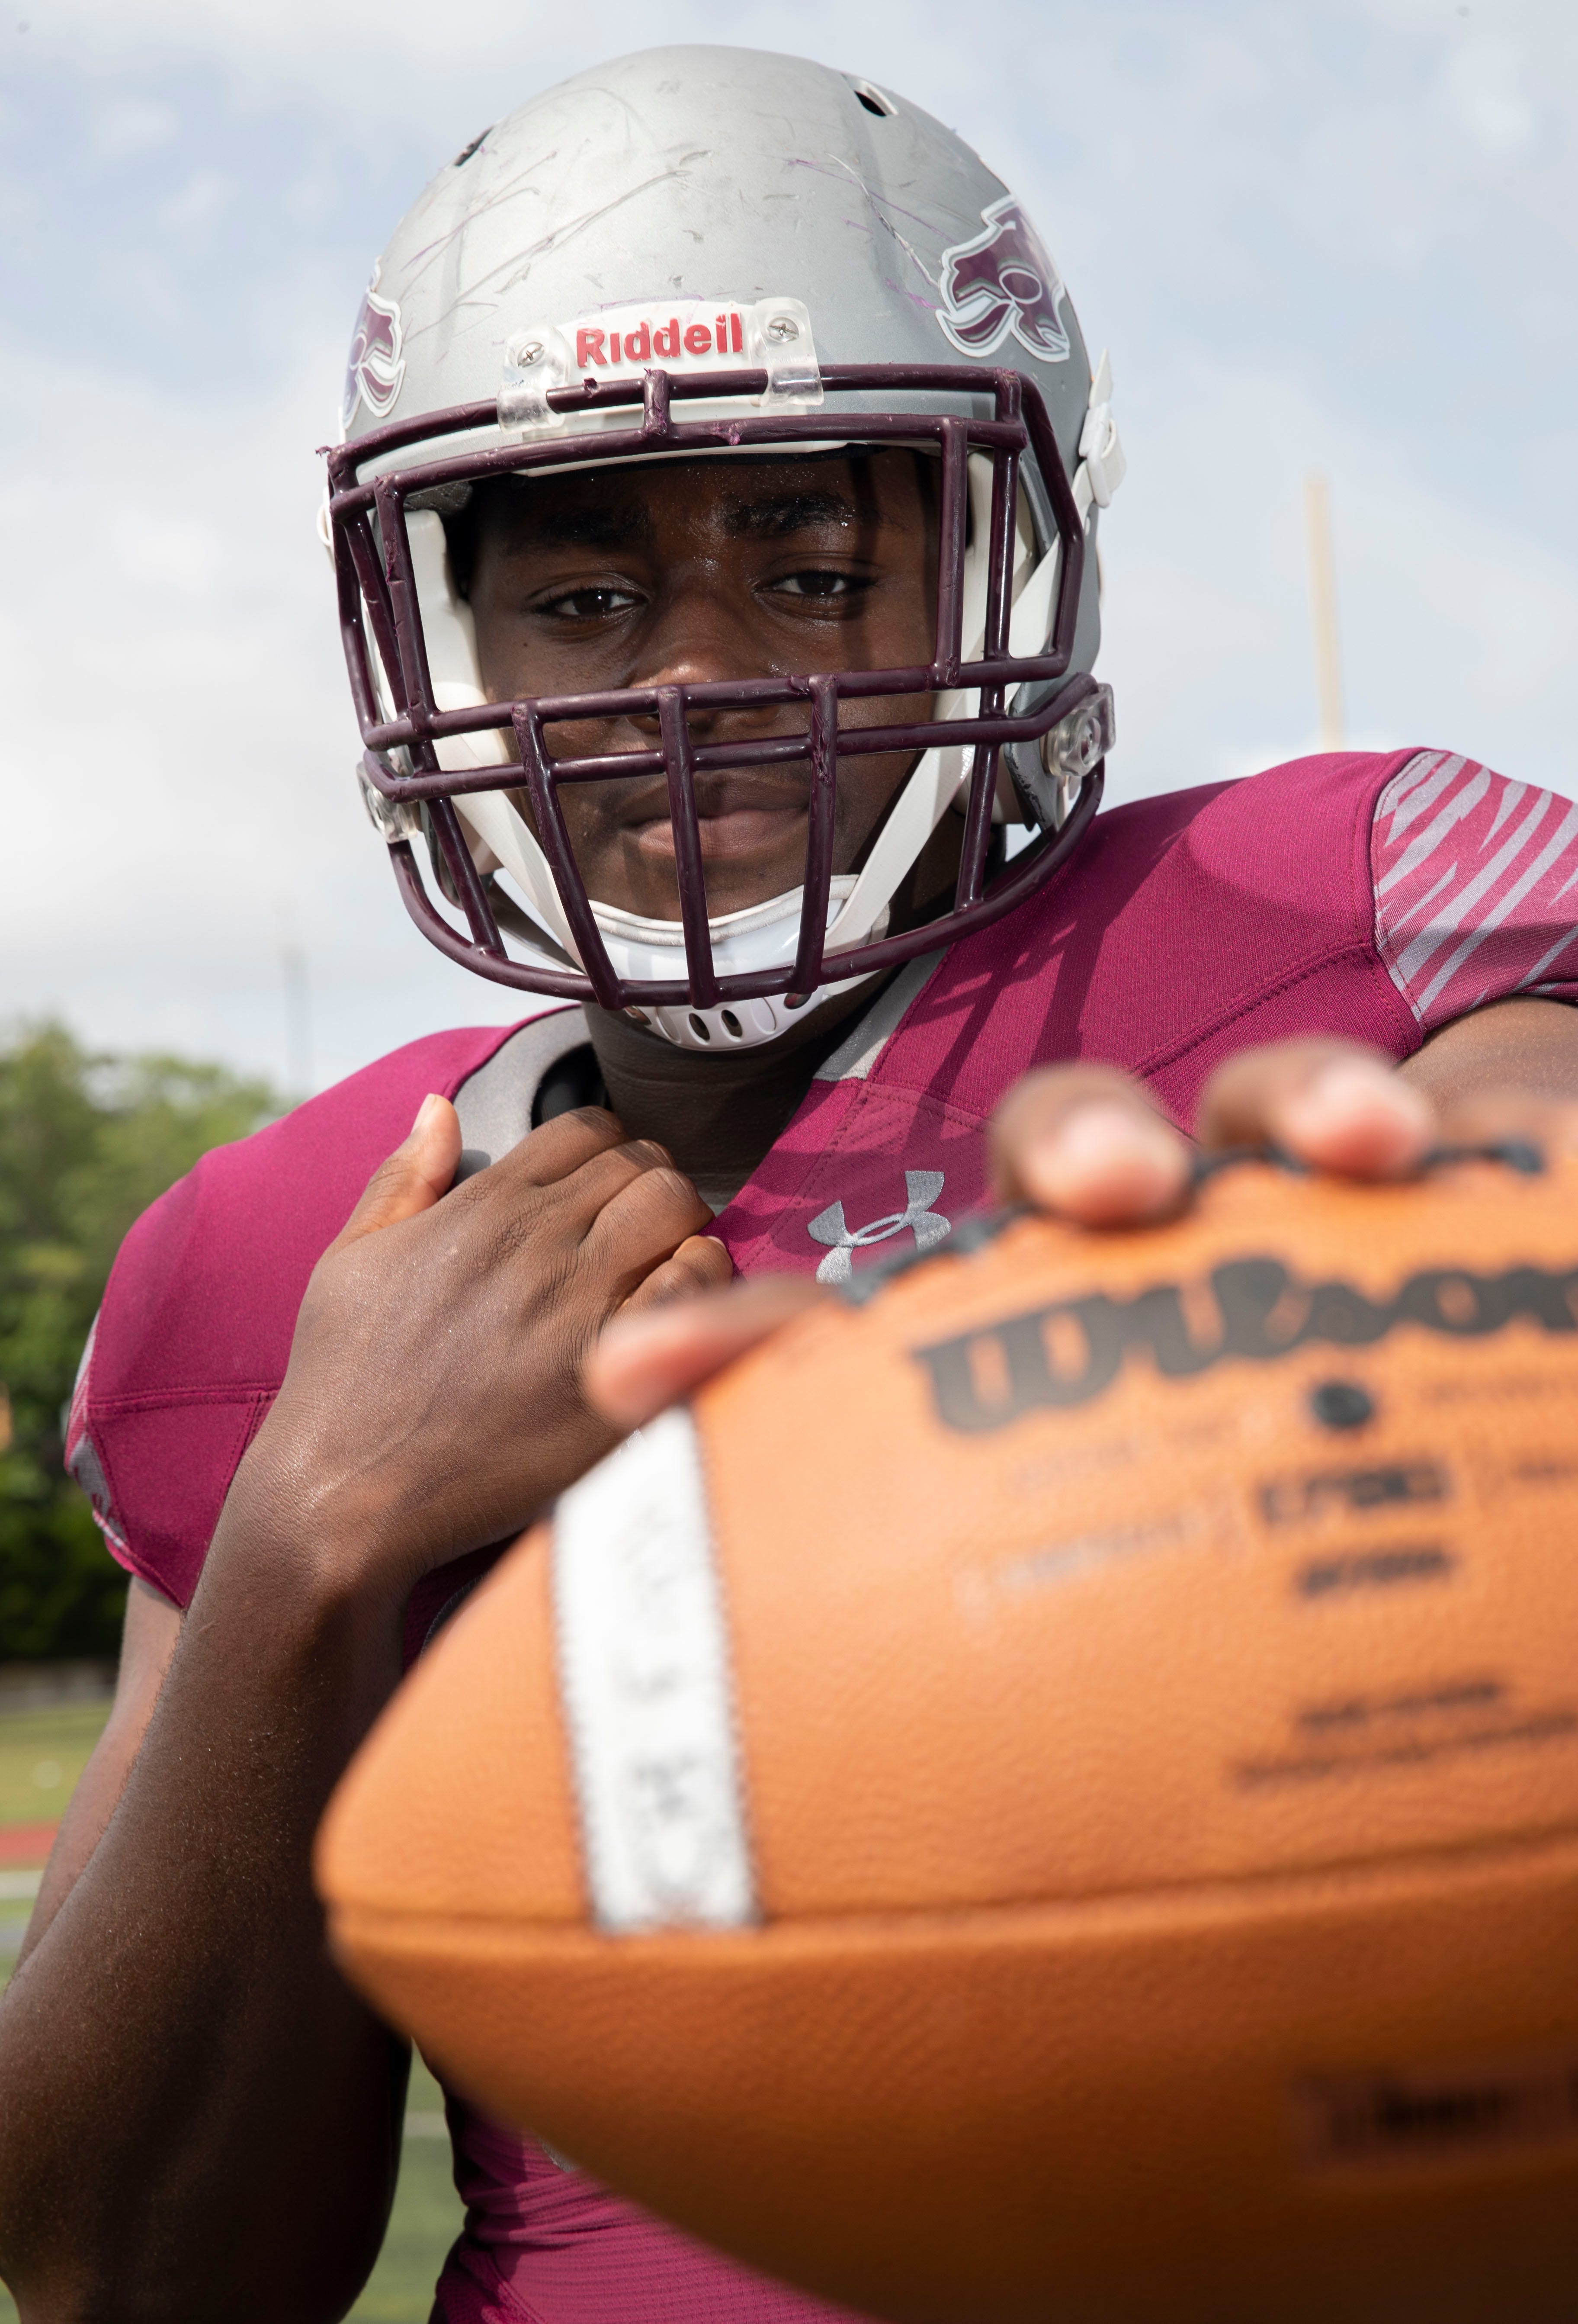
[328,45,1123,1049]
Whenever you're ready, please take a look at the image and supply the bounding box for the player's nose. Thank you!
[623,587,795,737]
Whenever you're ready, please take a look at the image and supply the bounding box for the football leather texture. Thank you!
[317,1150,1578,2324]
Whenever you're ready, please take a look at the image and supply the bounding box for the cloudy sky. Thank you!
[2,0,1574,1091]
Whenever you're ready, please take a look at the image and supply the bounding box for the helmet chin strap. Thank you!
[403,477,1058,1053]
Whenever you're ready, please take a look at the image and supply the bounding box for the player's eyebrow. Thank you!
[722,490,863,540]
[510,498,656,550]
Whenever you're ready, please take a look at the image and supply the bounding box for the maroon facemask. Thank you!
[326,359,1109,1017]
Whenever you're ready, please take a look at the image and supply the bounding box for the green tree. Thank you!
[0,1024,279,1660]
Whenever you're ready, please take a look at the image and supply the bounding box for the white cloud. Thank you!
[1444,38,1540,155]
[155,167,235,237]
[90,95,180,164]
[1100,357,1578,808]
[0,342,524,1088]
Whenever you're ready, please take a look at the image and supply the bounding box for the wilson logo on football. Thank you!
[913,1252,1578,1434]
[498,296,823,430]
[937,196,1071,366]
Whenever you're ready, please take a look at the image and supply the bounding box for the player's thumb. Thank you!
[330,1093,461,1250]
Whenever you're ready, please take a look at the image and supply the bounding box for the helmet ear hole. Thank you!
[687,1013,713,1043]
[720,1010,744,1040]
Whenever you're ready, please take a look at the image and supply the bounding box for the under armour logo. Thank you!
[807,1171,950,1286]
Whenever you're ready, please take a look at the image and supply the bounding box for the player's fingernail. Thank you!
[1023,1102,1188,1221]
[1278,1060,1432,1168]
[411,1092,443,1137]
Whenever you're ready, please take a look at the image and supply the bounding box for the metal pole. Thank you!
[1303,471,1345,752]
[280,938,314,1102]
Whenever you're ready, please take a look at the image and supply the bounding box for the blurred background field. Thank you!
[0,1624,466,2320]
[0,1695,107,1827]
[0,1023,279,1665]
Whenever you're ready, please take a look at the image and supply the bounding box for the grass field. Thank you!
[0,1699,109,1826]
[0,1695,465,2322]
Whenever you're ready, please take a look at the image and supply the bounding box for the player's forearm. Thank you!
[1398,994,1578,1105]
[0,1527,407,2324]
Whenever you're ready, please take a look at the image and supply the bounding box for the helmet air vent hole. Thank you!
[687,1013,712,1043]
[721,1010,744,1040]
[452,128,491,167]
[853,83,895,117]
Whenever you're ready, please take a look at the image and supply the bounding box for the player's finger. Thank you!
[548,1136,700,1234]
[621,1234,736,1318]
[327,1094,462,1252]
[578,1154,715,1285]
[1197,1040,1434,1177]
[488,1104,631,1188]
[990,1066,1190,1225]
[586,1274,824,1430]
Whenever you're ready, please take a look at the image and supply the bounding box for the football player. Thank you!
[2,44,1576,2324]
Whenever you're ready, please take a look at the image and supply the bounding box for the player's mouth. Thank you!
[619,775,809,865]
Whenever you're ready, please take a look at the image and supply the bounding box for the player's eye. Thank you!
[536,585,642,621]
[768,570,870,602]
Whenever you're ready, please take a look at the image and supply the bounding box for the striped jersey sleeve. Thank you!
[1370,749,1578,1033]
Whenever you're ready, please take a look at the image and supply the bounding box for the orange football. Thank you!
[317,1147,1578,2324]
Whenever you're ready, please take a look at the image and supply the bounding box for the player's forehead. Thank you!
[473,448,931,556]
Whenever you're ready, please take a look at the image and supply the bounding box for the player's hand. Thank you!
[214,1094,732,1598]
[988,1035,1578,1221]
[586,1033,1578,1432]
[986,1040,1434,1225]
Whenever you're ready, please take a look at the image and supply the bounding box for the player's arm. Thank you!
[587,1000,1578,1431]
[1396,992,1578,1108]
[0,1501,418,2324]
[17,1577,181,1958]
[0,1097,728,2324]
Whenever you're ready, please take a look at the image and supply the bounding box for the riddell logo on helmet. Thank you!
[499,297,822,424]
[937,196,1071,366]
[569,301,747,378]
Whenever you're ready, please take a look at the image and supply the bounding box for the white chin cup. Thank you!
[594,879,879,1052]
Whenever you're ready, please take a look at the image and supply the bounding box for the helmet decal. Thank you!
[937,197,1070,365]
[342,262,406,432]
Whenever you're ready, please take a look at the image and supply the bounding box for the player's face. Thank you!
[465,451,939,923]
